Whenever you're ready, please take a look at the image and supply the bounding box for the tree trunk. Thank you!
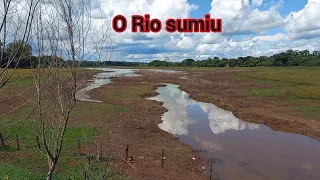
[46,159,57,180]
[46,171,53,180]
[0,132,4,146]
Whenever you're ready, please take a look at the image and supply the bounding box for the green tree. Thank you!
[5,41,32,59]
[302,49,310,56]
[149,60,171,67]
[181,59,195,66]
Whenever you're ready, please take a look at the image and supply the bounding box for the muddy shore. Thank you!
[86,81,207,180]
[1,68,319,179]
[176,69,320,141]
[81,68,320,179]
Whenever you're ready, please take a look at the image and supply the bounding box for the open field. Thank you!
[0,68,127,179]
[183,67,320,138]
[237,67,320,120]
[0,67,320,179]
[238,67,320,100]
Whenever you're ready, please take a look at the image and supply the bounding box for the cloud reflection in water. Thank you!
[148,83,259,135]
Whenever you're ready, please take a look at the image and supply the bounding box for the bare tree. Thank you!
[31,0,111,179]
[0,0,39,152]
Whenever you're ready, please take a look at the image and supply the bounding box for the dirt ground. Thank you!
[81,68,320,180]
[112,69,320,140]
[84,81,207,180]
[2,68,319,179]
[177,69,320,140]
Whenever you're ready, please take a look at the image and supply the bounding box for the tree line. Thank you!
[0,41,64,68]
[0,41,146,68]
[149,50,320,67]
[2,41,320,68]
[77,60,147,67]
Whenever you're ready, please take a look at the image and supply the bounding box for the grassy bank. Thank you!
[0,68,126,179]
[236,67,320,120]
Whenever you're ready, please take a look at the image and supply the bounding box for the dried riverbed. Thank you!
[78,68,320,180]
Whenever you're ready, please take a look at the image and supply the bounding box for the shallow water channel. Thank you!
[76,68,137,102]
[76,68,182,102]
[148,83,320,180]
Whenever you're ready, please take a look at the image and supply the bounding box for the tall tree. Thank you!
[32,0,112,179]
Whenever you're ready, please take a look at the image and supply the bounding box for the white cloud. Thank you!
[196,33,289,57]
[252,0,264,7]
[100,0,198,45]
[3,0,320,62]
[210,0,250,21]
[119,0,320,61]
[285,0,320,39]
[253,33,286,42]
[76,0,320,60]
[166,34,199,50]
[242,8,283,33]
[210,0,283,34]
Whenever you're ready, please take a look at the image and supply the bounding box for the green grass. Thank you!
[246,88,285,97]
[295,105,320,120]
[0,164,44,180]
[0,118,98,152]
[1,68,101,88]
[0,146,16,152]
[238,67,320,100]
[5,78,35,87]
[238,67,320,86]
[235,67,320,120]
[114,106,131,112]
[0,163,128,180]
[0,117,125,179]
[102,84,153,101]
[71,103,130,117]
[0,68,127,179]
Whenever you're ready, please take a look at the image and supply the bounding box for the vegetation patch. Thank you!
[0,146,16,152]
[239,67,320,100]
[246,88,288,98]
[0,164,44,180]
[0,163,127,180]
[295,105,320,120]
[0,117,114,179]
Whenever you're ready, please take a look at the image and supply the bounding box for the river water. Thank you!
[76,68,182,102]
[148,83,320,180]
[76,68,137,102]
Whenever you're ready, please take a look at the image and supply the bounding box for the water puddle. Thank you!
[76,68,137,102]
[148,83,320,180]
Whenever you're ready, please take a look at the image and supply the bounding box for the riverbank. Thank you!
[85,75,208,180]
[114,68,320,140]
[1,67,319,179]
[178,68,320,140]
[87,67,320,179]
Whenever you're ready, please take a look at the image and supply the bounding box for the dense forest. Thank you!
[1,41,320,68]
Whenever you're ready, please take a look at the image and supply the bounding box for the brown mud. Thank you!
[83,68,320,179]
[1,68,319,179]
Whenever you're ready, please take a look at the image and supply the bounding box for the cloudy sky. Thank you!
[101,0,320,62]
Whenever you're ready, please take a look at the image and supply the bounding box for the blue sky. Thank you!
[105,0,320,62]
[189,0,212,17]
